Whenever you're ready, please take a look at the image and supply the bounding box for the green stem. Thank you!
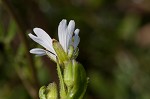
[56,62,66,99]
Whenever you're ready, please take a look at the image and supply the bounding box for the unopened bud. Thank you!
[66,60,88,99]
[46,82,58,99]
[64,61,74,88]
[39,86,46,99]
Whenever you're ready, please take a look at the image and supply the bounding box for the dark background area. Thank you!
[1,0,150,99]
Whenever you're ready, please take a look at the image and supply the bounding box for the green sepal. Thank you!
[68,46,74,59]
[52,39,69,64]
[68,46,79,60]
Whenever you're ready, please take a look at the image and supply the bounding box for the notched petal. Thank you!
[28,33,43,45]
[67,20,75,34]
[33,28,53,45]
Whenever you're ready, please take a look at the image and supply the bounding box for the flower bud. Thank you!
[64,61,74,88]
[66,60,88,99]
[39,83,58,99]
[46,82,58,99]
[39,86,46,99]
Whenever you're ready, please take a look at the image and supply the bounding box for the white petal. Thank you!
[30,48,46,56]
[74,29,79,35]
[58,19,67,52]
[28,33,47,48]
[28,33,50,50]
[73,29,80,49]
[46,51,57,62]
[66,20,75,52]
[28,33,56,55]
[67,20,75,36]
[33,28,55,53]
[33,28,52,44]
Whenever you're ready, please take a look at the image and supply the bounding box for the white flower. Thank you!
[28,19,80,62]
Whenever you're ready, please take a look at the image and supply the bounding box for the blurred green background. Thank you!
[1,0,150,99]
